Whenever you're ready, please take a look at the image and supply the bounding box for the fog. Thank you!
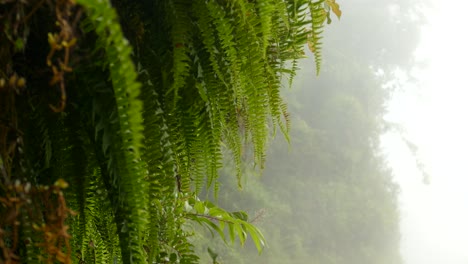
[383,0,468,263]
[195,1,468,263]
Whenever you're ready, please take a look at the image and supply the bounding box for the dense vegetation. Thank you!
[0,0,341,263]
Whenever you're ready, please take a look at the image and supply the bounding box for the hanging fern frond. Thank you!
[257,0,274,58]
[165,0,194,107]
[308,0,327,74]
[74,0,149,262]
[206,1,244,104]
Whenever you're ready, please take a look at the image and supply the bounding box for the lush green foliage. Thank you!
[0,0,338,263]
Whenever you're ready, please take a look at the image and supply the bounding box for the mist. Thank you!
[194,0,468,263]
[383,0,468,263]
[4,0,466,263]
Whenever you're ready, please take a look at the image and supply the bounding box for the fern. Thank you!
[75,0,149,262]
[206,1,244,104]
[257,0,274,57]
[308,0,327,74]
[1,0,338,263]
[166,0,194,107]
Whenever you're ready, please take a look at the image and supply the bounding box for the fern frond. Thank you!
[195,59,230,194]
[206,1,244,104]
[241,45,269,168]
[257,0,274,57]
[193,1,228,86]
[165,0,193,107]
[138,63,183,262]
[46,112,92,263]
[75,0,149,262]
[308,0,327,74]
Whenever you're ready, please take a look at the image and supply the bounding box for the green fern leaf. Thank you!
[75,0,149,262]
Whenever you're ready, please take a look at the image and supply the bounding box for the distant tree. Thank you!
[0,0,338,263]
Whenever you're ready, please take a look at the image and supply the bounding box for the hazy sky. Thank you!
[382,0,468,263]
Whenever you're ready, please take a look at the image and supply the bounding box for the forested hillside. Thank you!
[194,1,424,263]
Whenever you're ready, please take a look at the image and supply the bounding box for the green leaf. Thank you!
[201,218,225,242]
[234,223,246,245]
[228,222,236,244]
[194,201,205,214]
[232,211,248,221]
[244,224,265,254]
